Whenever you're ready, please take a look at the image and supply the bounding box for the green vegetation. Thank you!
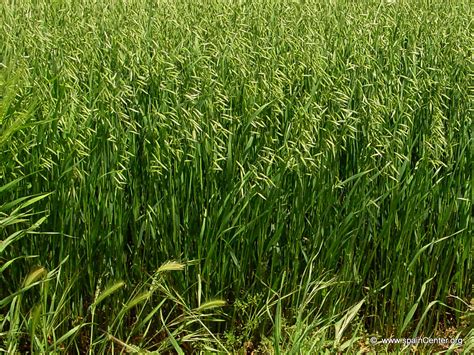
[1,0,472,353]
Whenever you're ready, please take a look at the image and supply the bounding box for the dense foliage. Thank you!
[1,0,472,353]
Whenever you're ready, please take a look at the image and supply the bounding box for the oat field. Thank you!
[1,0,472,353]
